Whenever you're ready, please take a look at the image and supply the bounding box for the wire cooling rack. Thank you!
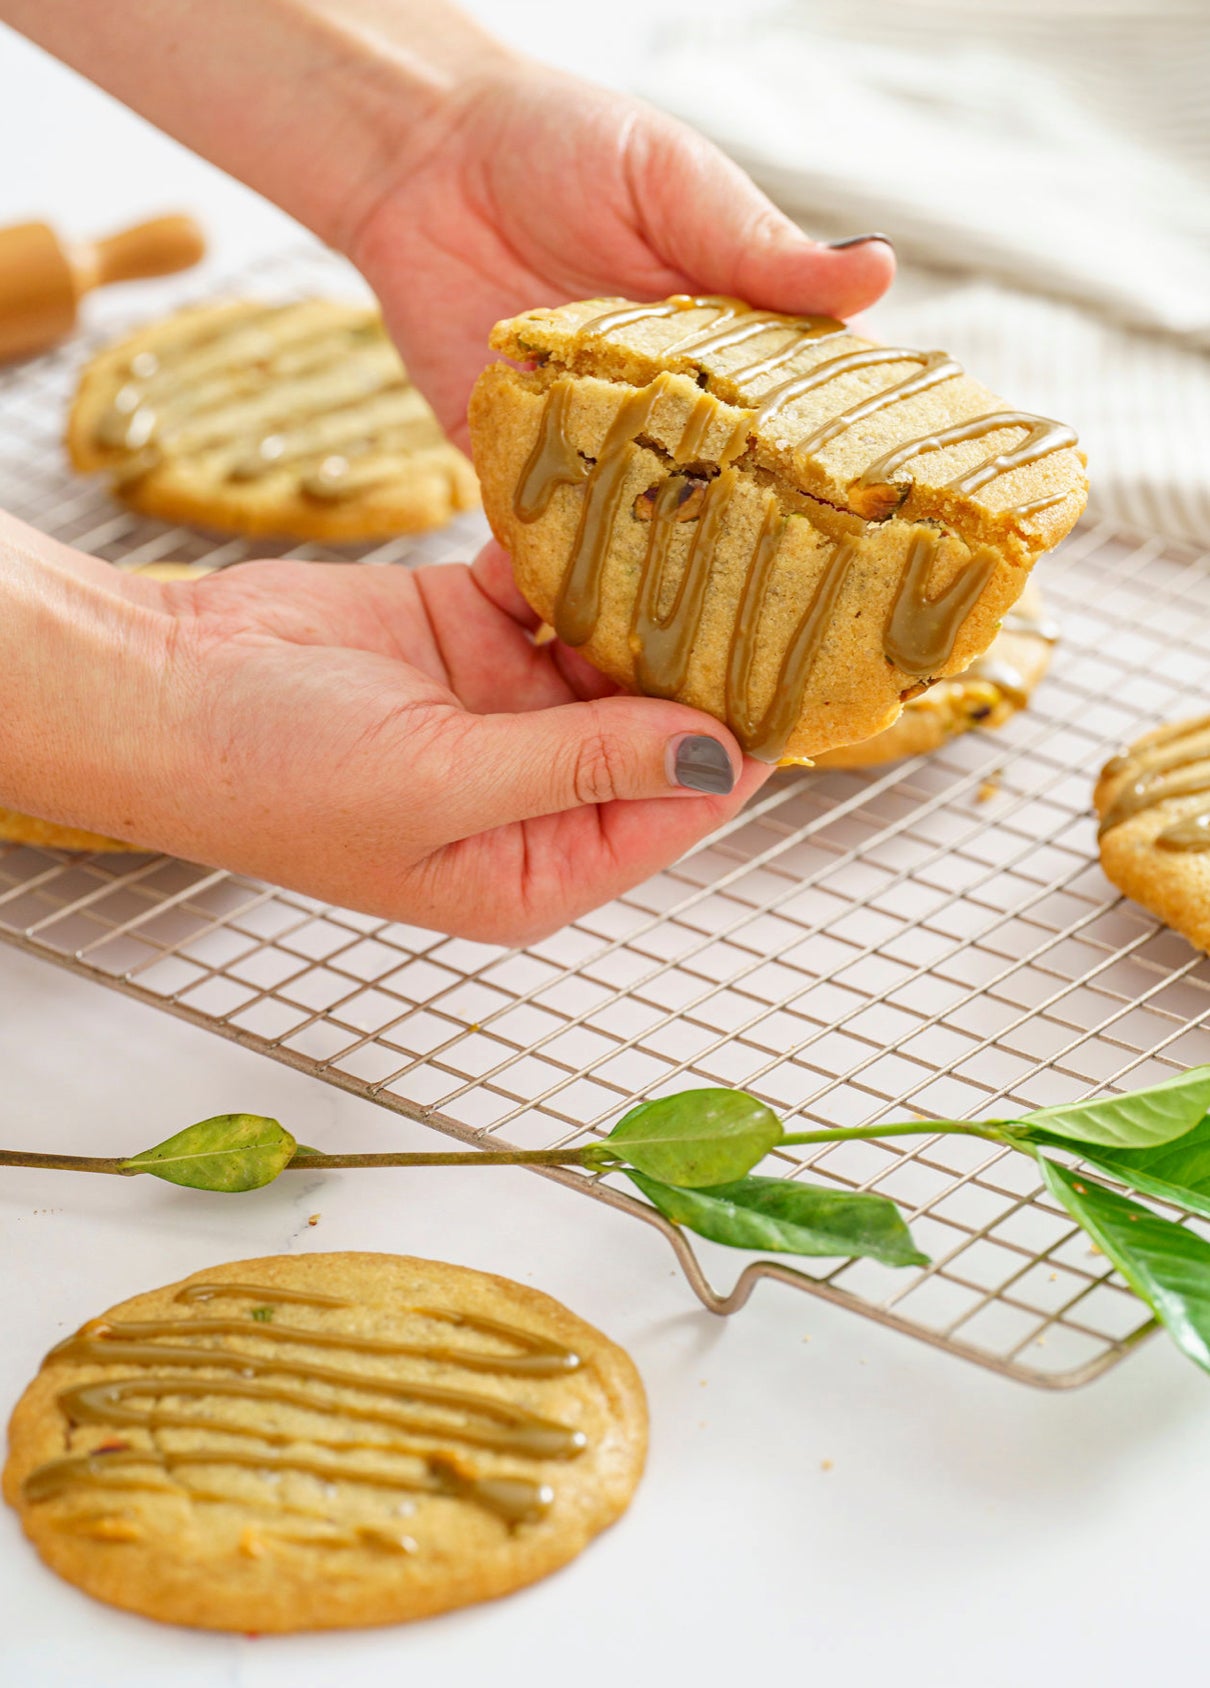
[3,245,1210,1390]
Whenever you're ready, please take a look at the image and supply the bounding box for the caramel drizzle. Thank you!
[544,374,678,646]
[573,297,1074,500]
[26,1283,587,1537]
[633,467,737,700]
[94,302,445,502]
[1099,714,1210,851]
[24,1448,550,1530]
[727,518,857,759]
[859,411,1079,497]
[516,369,997,753]
[884,532,998,678]
[758,347,961,435]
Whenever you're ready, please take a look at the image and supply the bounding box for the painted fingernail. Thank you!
[826,233,895,251]
[667,734,736,795]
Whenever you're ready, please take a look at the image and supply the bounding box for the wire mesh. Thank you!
[3,245,1208,1389]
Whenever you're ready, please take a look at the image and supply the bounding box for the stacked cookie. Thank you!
[470,293,1086,764]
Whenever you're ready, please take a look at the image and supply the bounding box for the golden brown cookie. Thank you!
[815,583,1057,768]
[0,808,135,853]
[4,1252,646,1632]
[68,300,479,542]
[469,294,1086,762]
[1095,714,1210,952]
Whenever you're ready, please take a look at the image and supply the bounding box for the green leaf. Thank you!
[1021,1065,1210,1150]
[596,1089,782,1187]
[1039,1158,1210,1373]
[119,1114,297,1193]
[1031,1112,1210,1221]
[292,1144,322,1157]
[627,1170,928,1267]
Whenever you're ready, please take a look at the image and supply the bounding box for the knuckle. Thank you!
[569,714,632,808]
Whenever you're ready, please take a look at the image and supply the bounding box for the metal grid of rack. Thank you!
[4,245,1210,1389]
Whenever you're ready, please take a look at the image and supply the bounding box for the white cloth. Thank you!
[641,0,1210,542]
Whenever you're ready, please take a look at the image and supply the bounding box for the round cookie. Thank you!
[4,1252,647,1632]
[814,583,1056,768]
[69,299,479,542]
[469,294,1086,763]
[1095,714,1210,953]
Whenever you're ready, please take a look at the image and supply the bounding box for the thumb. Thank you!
[635,116,895,320]
[443,694,747,831]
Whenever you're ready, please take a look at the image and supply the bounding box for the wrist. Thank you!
[3,0,520,260]
[314,9,525,259]
[0,528,178,845]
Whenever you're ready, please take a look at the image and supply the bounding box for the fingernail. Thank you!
[826,233,895,251]
[667,734,736,795]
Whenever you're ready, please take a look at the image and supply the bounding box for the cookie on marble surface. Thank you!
[4,1252,646,1631]
[1095,714,1210,952]
[469,294,1086,762]
[815,583,1057,768]
[68,299,479,542]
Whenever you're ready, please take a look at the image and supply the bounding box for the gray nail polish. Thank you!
[670,735,736,795]
[827,233,894,251]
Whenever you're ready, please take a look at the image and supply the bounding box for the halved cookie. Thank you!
[469,294,1086,762]
[815,583,1057,768]
[1096,715,1210,952]
[4,1253,647,1631]
[69,300,479,541]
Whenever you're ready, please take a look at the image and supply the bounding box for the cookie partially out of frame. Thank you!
[0,808,134,853]
[469,294,1086,762]
[815,583,1056,768]
[4,1252,647,1632]
[1095,714,1210,952]
[68,299,479,542]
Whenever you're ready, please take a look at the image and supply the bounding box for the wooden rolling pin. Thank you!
[0,214,205,362]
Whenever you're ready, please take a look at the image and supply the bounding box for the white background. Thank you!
[0,7,1205,1685]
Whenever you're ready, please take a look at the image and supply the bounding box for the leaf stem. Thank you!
[778,1121,1008,1148]
[0,1150,130,1175]
[285,1146,602,1171]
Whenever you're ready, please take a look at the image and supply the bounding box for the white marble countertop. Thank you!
[1,9,1205,1683]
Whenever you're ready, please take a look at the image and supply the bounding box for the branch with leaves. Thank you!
[7,1069,1210,1375]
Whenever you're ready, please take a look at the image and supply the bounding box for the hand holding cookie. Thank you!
[349,65,897,449]
[0,521,767,942]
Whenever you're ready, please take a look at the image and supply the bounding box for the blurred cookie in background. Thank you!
[68,299,479,542]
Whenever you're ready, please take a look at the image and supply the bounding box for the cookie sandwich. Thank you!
[470,294,1086,763]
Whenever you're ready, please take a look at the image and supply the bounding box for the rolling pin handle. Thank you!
[71,215,207,294]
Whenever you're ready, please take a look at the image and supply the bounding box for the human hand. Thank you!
[105,546,768,943]
[349,62,895,446]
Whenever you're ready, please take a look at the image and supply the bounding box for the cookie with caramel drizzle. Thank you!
[1095,715,1210,953]
[469,294,1086,762]
[68,299,479,541]
[3,1253,646,1631]
[815,584,1057,768]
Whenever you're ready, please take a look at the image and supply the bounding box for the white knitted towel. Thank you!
[642,0,1210,542]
